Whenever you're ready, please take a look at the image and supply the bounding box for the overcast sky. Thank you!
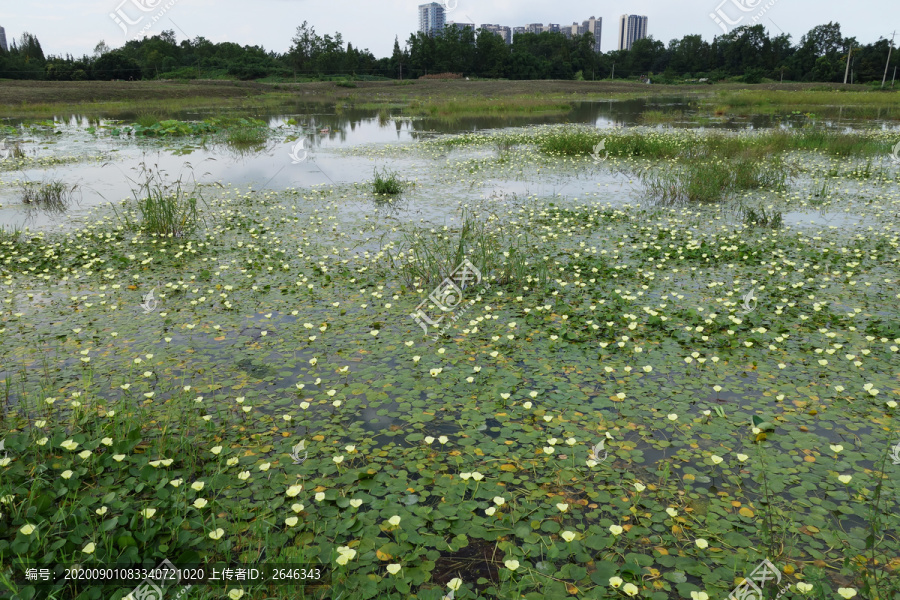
[1,0,896,59]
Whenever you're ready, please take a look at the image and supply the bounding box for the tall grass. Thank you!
[373,168,404,195]
[638,157,789,204]
[225,126,268,148]
[116,163,206,237]
[742,205,784,228]
[408,96,572,117]
[536,127,889,159]
[711,89,900,108]
[20,180,77,212]
[391,208,550,290]
[135,111,163,127]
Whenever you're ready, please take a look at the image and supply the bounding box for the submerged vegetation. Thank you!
[1,98,899,600]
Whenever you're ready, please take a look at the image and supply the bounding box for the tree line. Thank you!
[0,21,895,84]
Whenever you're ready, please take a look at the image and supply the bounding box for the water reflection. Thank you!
[2,98,897,232]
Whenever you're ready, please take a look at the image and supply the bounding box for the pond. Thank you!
[1,95,899,600]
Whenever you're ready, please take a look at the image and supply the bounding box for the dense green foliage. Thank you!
[0,20,895,83]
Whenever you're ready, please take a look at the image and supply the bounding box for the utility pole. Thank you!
[843,42,852,84]
[611,62,615,79]
[882,30,896,89]
[893,66,897,88]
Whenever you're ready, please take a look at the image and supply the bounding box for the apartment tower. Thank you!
[582,16,602,52]
[617,14,648,51]
[418,3,446,37]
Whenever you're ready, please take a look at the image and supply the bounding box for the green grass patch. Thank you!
[372,167,404,195]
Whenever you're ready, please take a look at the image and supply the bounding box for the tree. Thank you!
[93,51,141,80]
[93,41,111,58]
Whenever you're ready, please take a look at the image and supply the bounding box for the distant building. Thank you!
[0,26,7,53]
[481,24,512,45]
[525,23,544,34]
[546,23,560,34]
[582,16,602,52]
[512,26,526,41]
[446,21,475,31]
[618,14,648,51]
[563,22,585,38]
[418,3,446,37]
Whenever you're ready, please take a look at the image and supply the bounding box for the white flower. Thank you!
[448,577,463,591]
[710,455,723,465]
[82,542,96,554]
[287,484,303,497]
[191,481,205,491]
[19,524,36,535]
[609,576,623,588]
[209,528,225,540]
[388,515,401,526]
[623,583,639,596]
[386,564,402,575]
[504,559,519,571]
[609,525,623,535]
[837,588,857,599]
[285,516,299,527]
[690,592,709,600]
[141,508,157,518]
[695,538,709,549]
[561,531,576,542]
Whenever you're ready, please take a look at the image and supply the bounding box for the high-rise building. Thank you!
[546,23,560,34]
[0,26,7,53]
[563,22,585,38]
[525,23,544,35]
[618,14,648,51]
[418,3,446,37]
[513,26,526,41]
[582,16,602,52]
[481,24,512,45]
[446,21,475,31]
